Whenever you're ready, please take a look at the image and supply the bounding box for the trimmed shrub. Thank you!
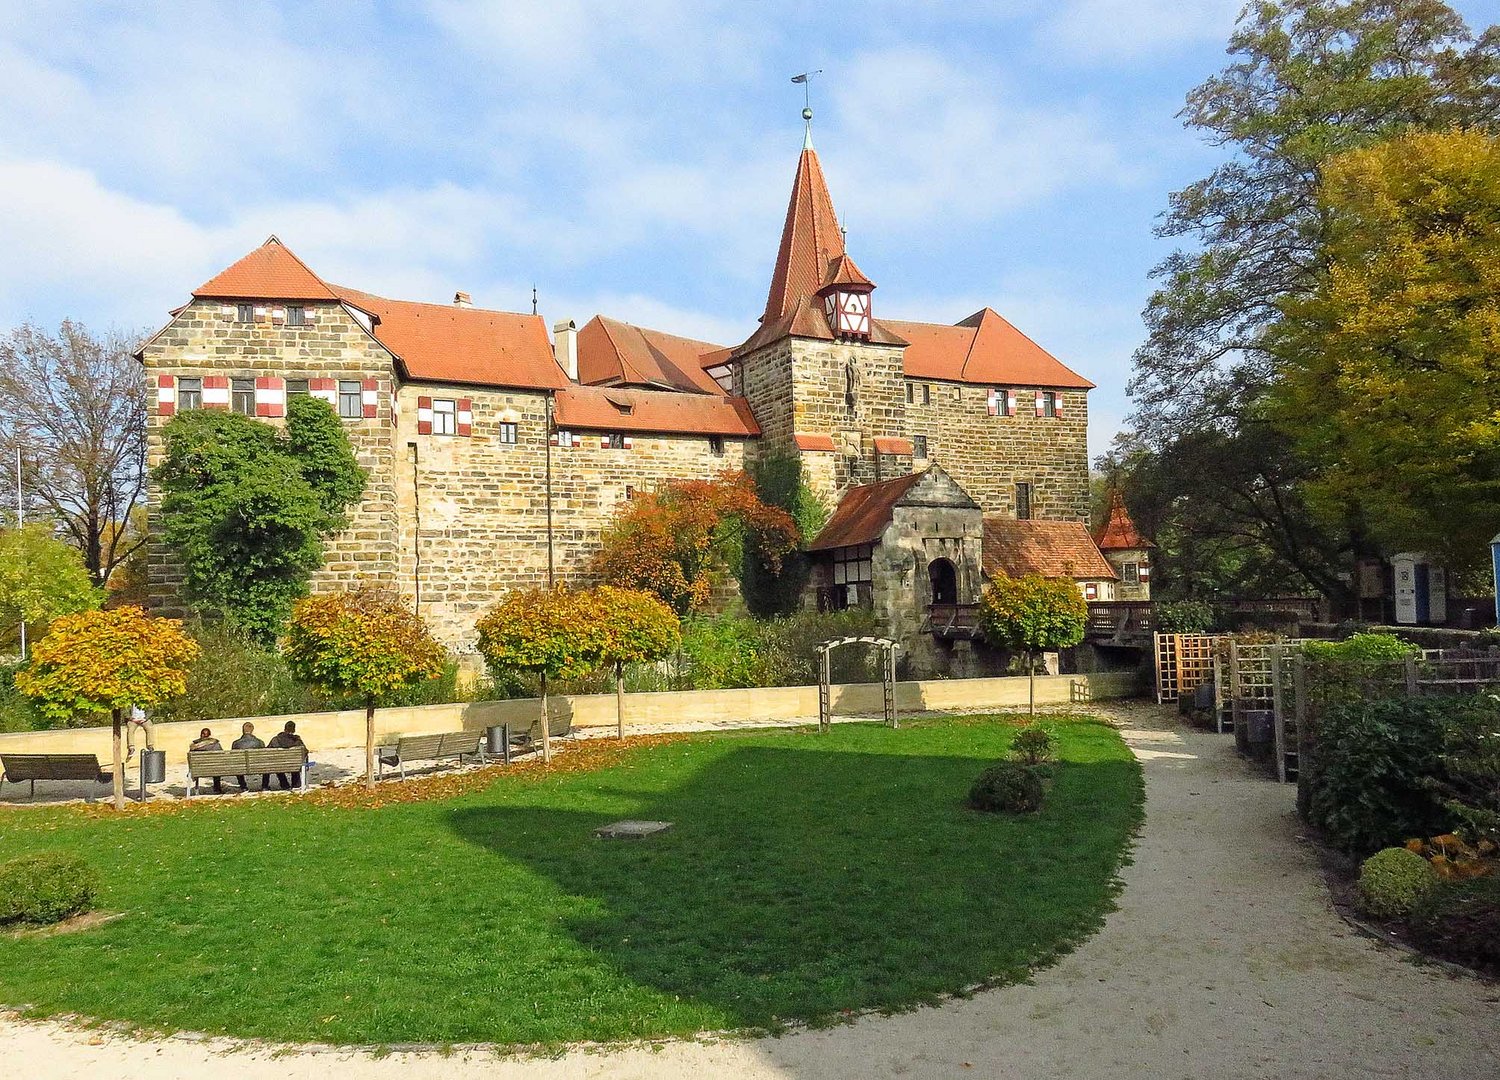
[1356,847,1438,920]
[0,852,99,925]
[1409,875,1500,974]
[968,761,1046,814]
[1155,600,1217,633]
[1010,724,1056,765]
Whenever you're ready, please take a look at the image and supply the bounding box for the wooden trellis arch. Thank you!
[815,636,901,732]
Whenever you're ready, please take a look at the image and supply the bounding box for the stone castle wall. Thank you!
[141,298,400,619]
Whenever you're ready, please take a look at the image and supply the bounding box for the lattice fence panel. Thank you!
[1155,633,1218,704]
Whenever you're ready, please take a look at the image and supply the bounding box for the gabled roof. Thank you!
[335,286,569,391]
[193,236,340,301]
[734,293,907,358]
[1094,490,1153,551]
[762,145,862,326]
[809,466,978,552]
[983,518,1116,581]
[577,316,727,395]
[885,308,1095,390]
[552,385,759,437]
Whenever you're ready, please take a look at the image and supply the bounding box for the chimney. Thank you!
[453,291,472,308]
[553,319,578,381]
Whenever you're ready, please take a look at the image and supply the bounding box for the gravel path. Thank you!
[3,704,1498,1078]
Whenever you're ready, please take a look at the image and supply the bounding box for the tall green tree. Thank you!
[977,574,1087,717]
[1270,127,1500,567]
[0,525,102,650]
[154,396,366,643]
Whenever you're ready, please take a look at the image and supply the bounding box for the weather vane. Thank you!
[791,70,821,145]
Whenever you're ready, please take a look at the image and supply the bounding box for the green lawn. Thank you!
[0,715,1142,1046]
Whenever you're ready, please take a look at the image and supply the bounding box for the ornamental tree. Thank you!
[283,585,447,789]
[586,585,680,738]
[0,525,102,651]
[475,587,604,763]
[591,471,799,616]
[977,573,1087,716]
[15,605,200,808]
[153,396,366,643]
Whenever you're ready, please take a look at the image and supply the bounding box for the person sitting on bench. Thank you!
[231,721,267,792]
[267,721,307,790]
[189,728,224,794]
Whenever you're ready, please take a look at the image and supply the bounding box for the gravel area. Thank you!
[3,702,1499,1078]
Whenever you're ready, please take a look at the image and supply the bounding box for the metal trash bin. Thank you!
[140,749,166,785]
[485,724,508,757]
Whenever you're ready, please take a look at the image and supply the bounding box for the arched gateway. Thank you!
[815,636,901,732]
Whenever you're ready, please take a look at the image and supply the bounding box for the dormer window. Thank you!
[824,288,871,340]
[236,303,254,323]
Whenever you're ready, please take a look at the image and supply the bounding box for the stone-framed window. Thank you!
[922,383,931,405]
[912,434,928,459]
[337,380,363,419]
[178,377,202,410]
[231,377,255,415]
[497,421,518,444]
[1122,561,1140,585]
[1015,482,1033,520]
[431,398,457,436]
[286,305,306,326]
[708,435,725,456]
[287,379,309,398]
[906,382,914,404]
[1040,391,1058,418]
[832,544,873,587]
[604,432,625,450]
[236,303,254,323]
[556,427,576,447]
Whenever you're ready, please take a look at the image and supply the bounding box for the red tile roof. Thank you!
[762,146,858,326]
[552,385,759,437]
[794,433,837,452]
[193,236,340,301]
[577,316,727,394]
[336,285,569,391]
[873,436,913,455]
[1094,491,1153,551]
[983,518,1116,581]
[809,471,926,551]
[886,308,1094,390]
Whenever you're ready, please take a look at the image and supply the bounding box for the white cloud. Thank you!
[1040,0,1242,62]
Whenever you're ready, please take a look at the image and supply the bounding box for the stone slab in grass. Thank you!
[594,819,674,839]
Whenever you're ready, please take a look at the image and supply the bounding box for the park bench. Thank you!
[377,731,483,780]
[187,747,308,797]
[0,754,112,800]
[507,714,573,757]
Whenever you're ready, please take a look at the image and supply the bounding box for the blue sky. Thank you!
[2,0,1496,456]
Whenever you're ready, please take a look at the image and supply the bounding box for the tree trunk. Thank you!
[616,662,625,740]
[1028,651,1036,718]
[111,708,124,810]
[364,698,376,790]
[540,673,552,764]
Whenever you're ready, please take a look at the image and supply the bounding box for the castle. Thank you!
[140,123,1149,673]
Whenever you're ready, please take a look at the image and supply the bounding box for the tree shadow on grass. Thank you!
[447,741,1141,1034]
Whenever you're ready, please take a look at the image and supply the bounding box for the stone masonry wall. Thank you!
[905,379,1089,521]
[141,298,400,619]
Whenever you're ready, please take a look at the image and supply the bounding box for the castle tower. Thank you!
[1094,490,1153,600]
[732,121,911,504]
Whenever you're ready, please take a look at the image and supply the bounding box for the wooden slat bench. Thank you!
[0,754,112,800]
[187,748,308,796]
[377,731,483,780]
[508,714,573,756]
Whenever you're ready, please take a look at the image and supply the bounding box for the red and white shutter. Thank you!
[622,435,633,450]
[572,432,582,448]
[361,379,378,419]
[309,378,338,407]
[1054,392,1064,418]
[987,389,998,416]
[254,376,285,418]
[457,398,472,436]
[599,435,610,449]
[1035,391,1045,417]
[1139,564,1151,583]
[1084,582,1098,601]
[202,375,230,409]
[158,374,176,417]
[417,396,433,435]
[1006,389,1017,416]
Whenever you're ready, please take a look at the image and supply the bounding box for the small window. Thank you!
[1042,391,1058,418]
[625,485,635,500]
[286,379,309,397]
[231,377,255,415]
[497,421,518,444]
[995,388,1012,417]
[708,435,725,456]
[178,377,202,410]
[1123,561,1140,585]
[432,398,457,436]
[338,380,362,419]
[236,303,254,323]
[556,428,574,447]
[922,384,931,405]
[905,383,914,404]
[605,432,625,450]
[912,435,928,459]
[1015,482,1032,521]
[286,305,305,326]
